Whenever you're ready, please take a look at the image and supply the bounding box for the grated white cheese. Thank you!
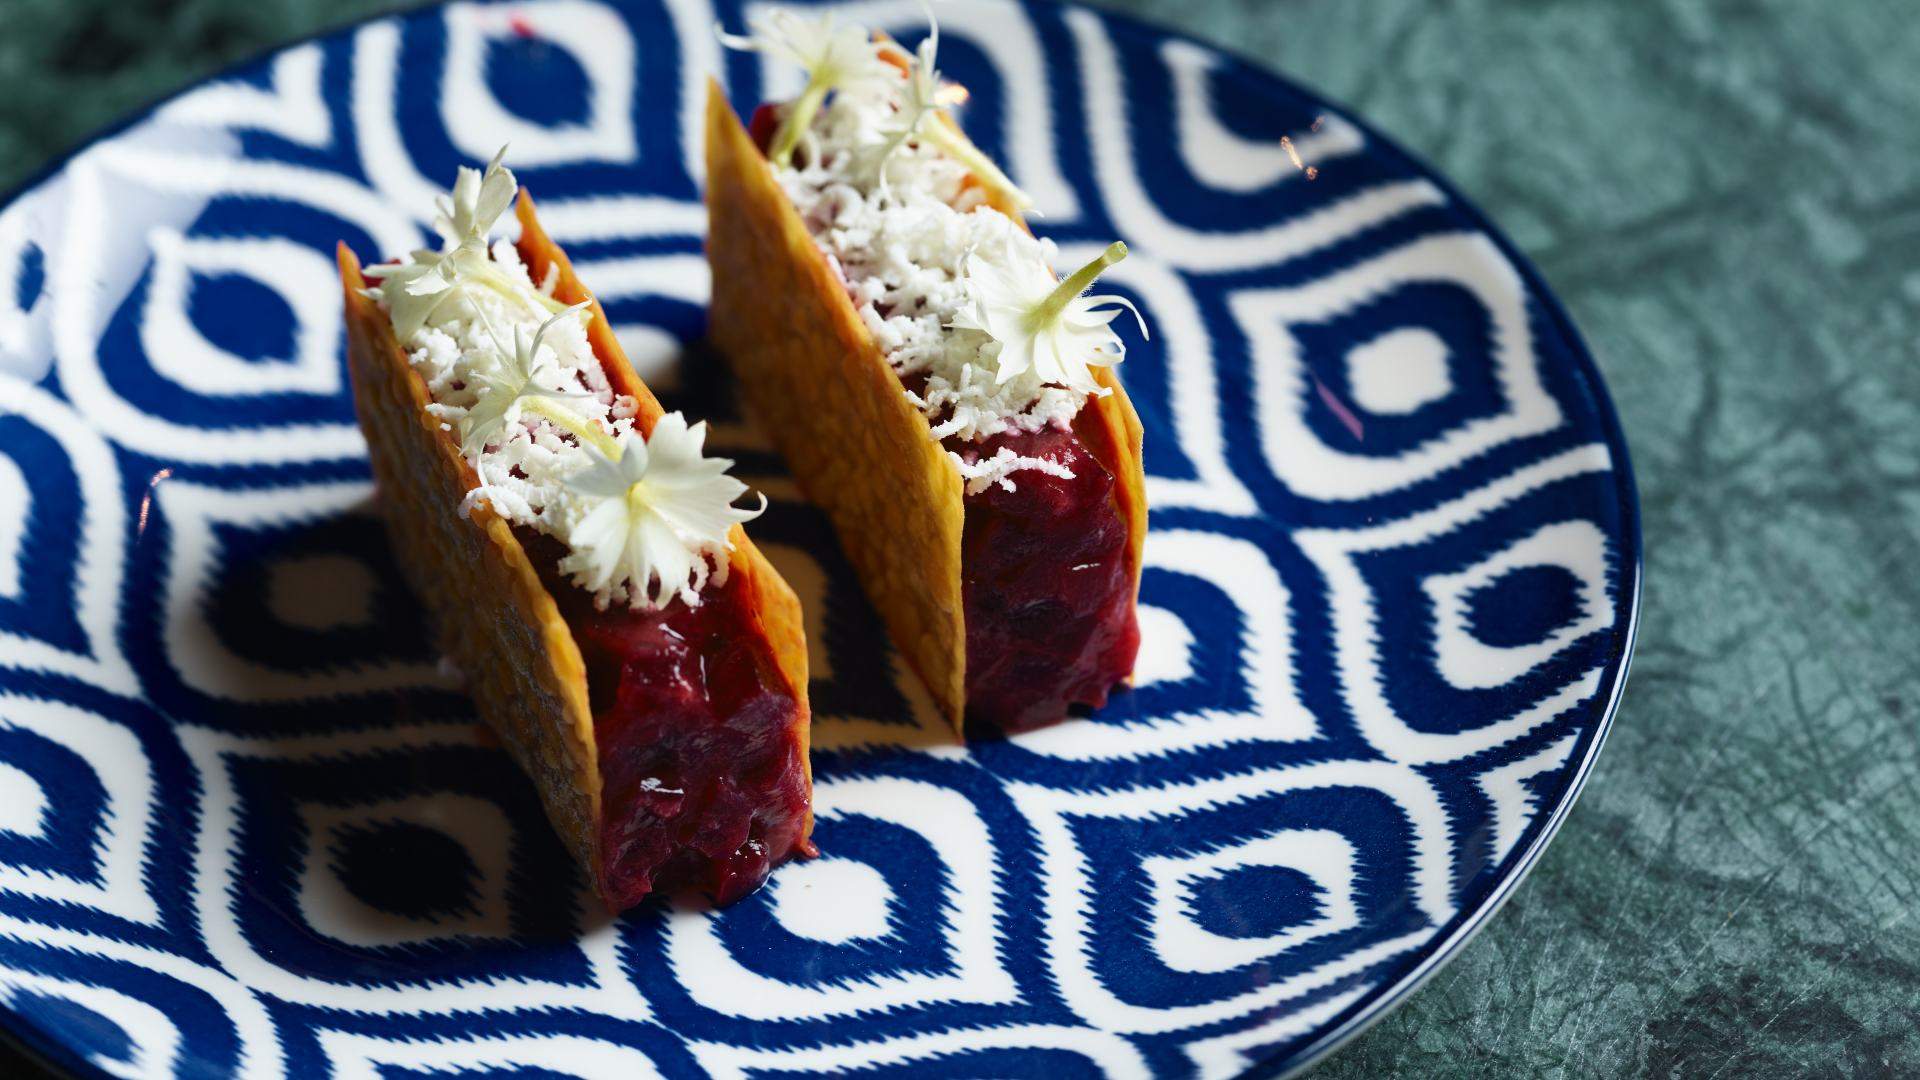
[948,445,1078,496]
[772,60,1098,493]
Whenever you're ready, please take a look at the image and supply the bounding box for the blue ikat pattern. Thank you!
[0,1,1638,1076]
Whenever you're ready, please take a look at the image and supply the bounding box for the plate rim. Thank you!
[1122,17,1644,1074]
[0,1,1643,1076]
[1261,347,1640,1065]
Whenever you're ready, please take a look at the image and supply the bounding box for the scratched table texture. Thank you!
[5,0,1919,1077]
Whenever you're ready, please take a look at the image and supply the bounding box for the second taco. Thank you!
[705,11,1148,734]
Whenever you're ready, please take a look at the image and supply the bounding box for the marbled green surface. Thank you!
[6,0,1918,1076]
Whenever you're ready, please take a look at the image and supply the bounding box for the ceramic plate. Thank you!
[0,0,1639,1075]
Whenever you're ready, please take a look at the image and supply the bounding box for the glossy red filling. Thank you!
[956,425,1139,733]
[749,103,782,154]
[521,543,810,909]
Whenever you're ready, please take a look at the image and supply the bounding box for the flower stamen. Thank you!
[773,79,831,168]
[716,10,895,169]
[1030,242,1127,332]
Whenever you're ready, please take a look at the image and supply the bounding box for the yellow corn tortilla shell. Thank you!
[338,195,812,909]
[703,77,1147,732]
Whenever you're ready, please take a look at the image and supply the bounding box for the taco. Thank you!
[339,151,812,910]
[705,12,1147,733]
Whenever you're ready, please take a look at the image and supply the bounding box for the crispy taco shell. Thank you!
[339,193,810,908]
[703,78,1146,731]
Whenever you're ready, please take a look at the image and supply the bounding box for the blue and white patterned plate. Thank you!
[0,0,1639,1076]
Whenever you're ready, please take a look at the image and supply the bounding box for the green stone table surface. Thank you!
[5,0,1917,1075]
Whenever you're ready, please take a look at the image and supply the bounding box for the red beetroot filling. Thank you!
[749,103,782,155]
[956,425,1139,733]
[574,578,808,908]
[520,538,810,909]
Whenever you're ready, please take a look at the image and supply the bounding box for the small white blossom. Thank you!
[951,239,1146,392]
[435,144,518,248]
[864,13,1031,212]
[365,146,560,340]
[717,9,896,166]
[457,302,595,458]
[558,415,767,609]
[864,26,941,192]
[716,9,894,94]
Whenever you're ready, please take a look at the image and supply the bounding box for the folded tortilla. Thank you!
[703,78,1145,731]
[339,192,811,906]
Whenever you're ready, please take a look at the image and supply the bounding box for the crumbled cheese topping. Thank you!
[734,11,1143,492]
[369,151,760,610]
[949,444,1078,496]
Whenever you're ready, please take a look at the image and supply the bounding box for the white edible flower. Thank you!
[435,145,519,248]
[717,9,896,166]
[365,146,562,340]
[715,9,888,84]
[558,415,767,609]
[951,238,1146,392]
[456,302,595,458]
[865,12,1031,212]
[864,24,941,192]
